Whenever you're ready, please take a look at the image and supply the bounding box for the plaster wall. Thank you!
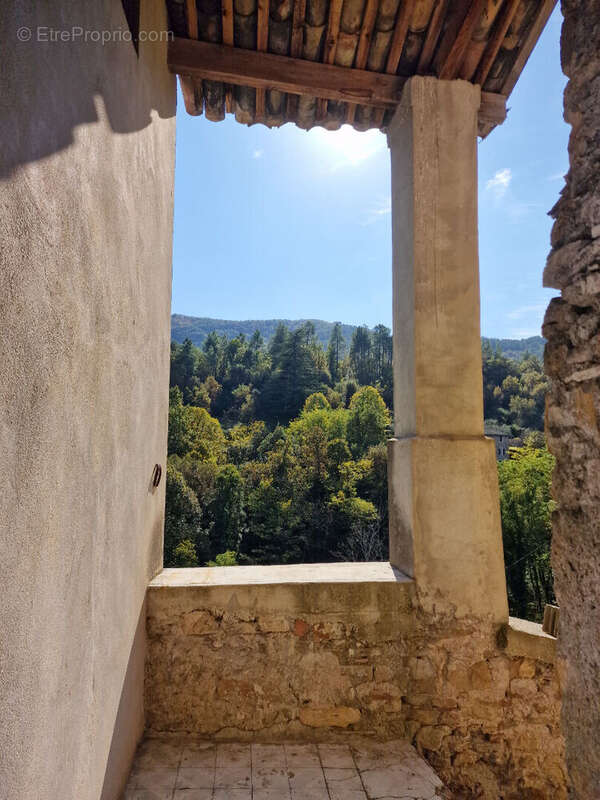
[0,2,176,798]
[543,1,600,795]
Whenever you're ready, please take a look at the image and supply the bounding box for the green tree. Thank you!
[261,326,321,422]
[167,386,189,456]
[184,406,227,463]
[327,322,346,383]
[372,324,392,376]
[346,386,390,456]
[170,339,198,399]
[349,326,373,386]
[172,539,198,567]
[208,550,238,566]
[167,388,226,461]
[203,331,224,379]
[211,464,246,555]
[164,463,208,566]
[268,322,288,370]
[498,446,556,620]
[303,392,331,413]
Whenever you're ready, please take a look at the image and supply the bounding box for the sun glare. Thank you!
[308,124,387,169]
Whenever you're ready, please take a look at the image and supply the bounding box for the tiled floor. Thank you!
[122,737,447,800]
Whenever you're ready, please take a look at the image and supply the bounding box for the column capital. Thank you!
[387,77,482,149]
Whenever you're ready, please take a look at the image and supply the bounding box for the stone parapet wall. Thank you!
[145,566,566,799]
[543,2,600,796]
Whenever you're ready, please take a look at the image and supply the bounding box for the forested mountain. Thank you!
[172,314,356,349]
[167,320,554,620]
[485,336,544,360]
[172,314,544,360]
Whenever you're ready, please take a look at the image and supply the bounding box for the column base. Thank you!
[388,436,508,623]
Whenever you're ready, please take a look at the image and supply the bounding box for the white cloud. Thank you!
[361,196,391,225]
[252,148,264,159]
[512,327,543,339]
[507,303,547,320]
[547,171,565,182]
[485,167,512,198]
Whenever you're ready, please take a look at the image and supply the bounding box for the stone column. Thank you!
[387,77,508,623]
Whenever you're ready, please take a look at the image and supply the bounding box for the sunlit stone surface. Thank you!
[122,737,446,799]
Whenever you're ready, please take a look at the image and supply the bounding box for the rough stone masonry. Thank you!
[145,571,566,799]
[542,1,600,797]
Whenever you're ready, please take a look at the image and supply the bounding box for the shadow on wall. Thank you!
[0,0,174,178]
[99,600,146,800]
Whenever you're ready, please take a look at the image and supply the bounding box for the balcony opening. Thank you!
[478,9,568,623]
[165,100,393,569]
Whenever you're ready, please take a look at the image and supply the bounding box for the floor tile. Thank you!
[175,767,214,789]
[180,742,216,769]
[328,789,367,800]
[216,743,252,768]
[253,789,292,800]
[134,738,182,769]
[288,766,329,799]
[318,743,355,769]
[360,764,439,799]
[252,768,290,791]
[252,743,287,769]
[123,734,445,800]
[123,790,174,800]
[284,743,321,769]
[214,765,252,788]
[324,766,364,792]
[212,789,252,799]
[132,768,177,790]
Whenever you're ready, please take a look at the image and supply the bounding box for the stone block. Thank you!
[298,707,361,728]
[510,678,538,698]
[416,725,452,752]
[182,611,220,636]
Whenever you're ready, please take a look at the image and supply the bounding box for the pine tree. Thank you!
[350,326,373,386]
[327,322,345,383]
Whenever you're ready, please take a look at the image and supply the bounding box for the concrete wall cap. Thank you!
[502,616,557,663]
[149,562,412,588]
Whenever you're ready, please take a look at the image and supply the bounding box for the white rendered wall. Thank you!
[0,2,176,798]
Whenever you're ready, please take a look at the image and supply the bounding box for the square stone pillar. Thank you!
[387,77,508,623]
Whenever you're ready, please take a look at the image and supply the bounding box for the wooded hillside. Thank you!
[166,321,555,620]
[171,314,545,359]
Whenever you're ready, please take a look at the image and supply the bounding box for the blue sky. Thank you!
[171,8,568,339]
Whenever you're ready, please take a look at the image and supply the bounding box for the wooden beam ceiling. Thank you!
[317,0,344,119]
[169,37,507,134]
[286,0,307,120]
[347,0,379,124]
[501,0,556,96]
[471,0,520,85]
[372,0,416,127]
[178,0,200,114]
[255,0,269,119]
[438,0,487,80]
[417,0,448,74]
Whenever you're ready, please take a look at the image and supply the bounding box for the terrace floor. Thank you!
[122,737,447,799]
